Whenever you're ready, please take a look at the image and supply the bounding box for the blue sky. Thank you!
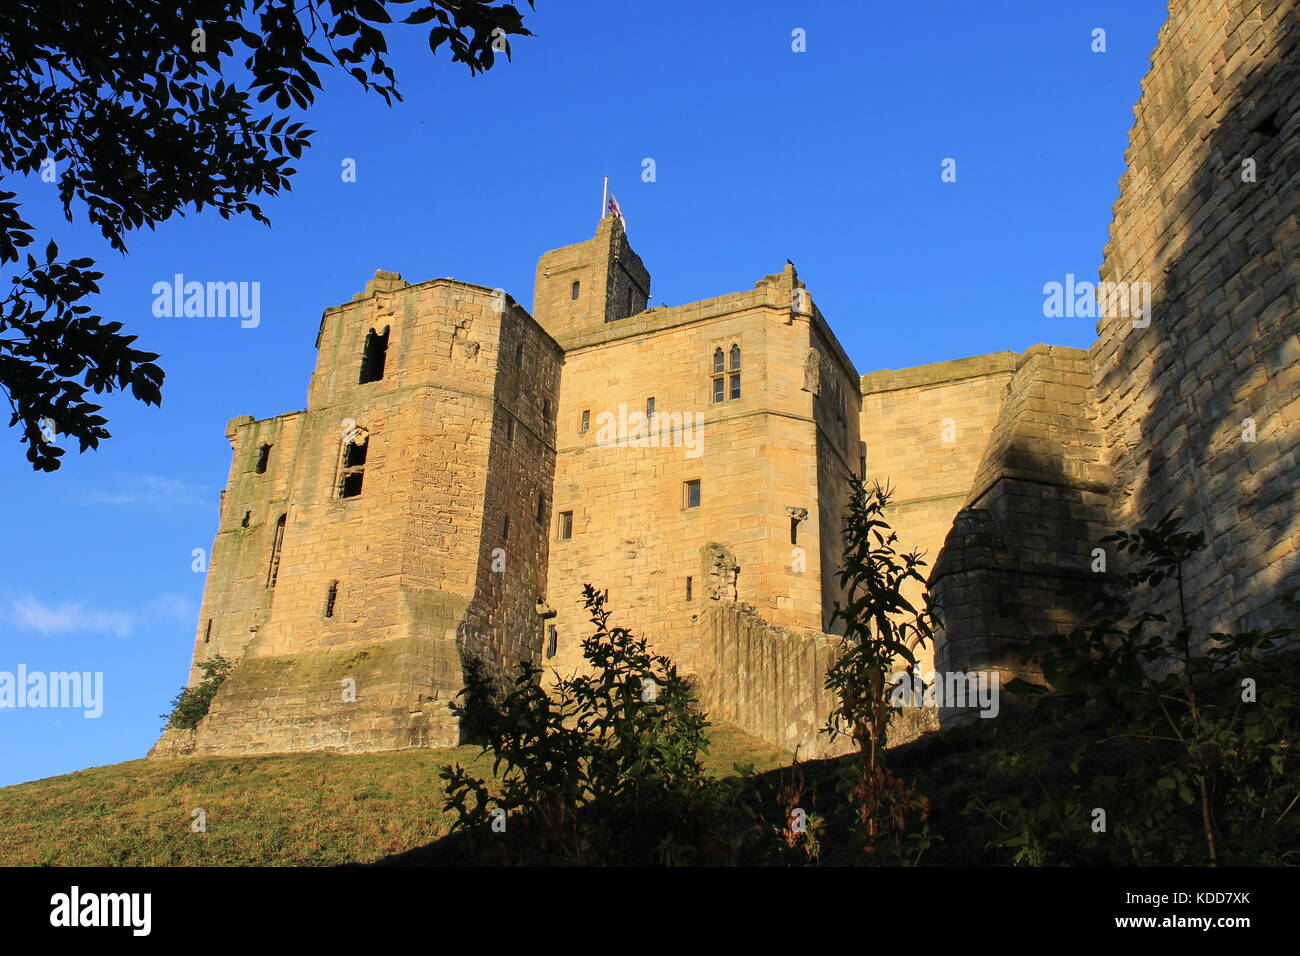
[0,0,1169,787]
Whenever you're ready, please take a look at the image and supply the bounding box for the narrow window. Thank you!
[358,326,389,384]
[536,494,546,524]
[730,345,741,370]
[324,581,338,618]
[791,517,799,545]
[627,287,635,313]
[542,399,551,423]
[267,514,286,587]
[339,434,368,498]
[860,442,867,480]
[514,343,523,367]
[558,511,573,540]
[685,577,693,602]
[241,511,250,528]
[507,417,515,442]
[683,480,701,509]
[204,620,212,644]
[580,409,590,434]
[730,374,741,400]
[546,625,558,659]
[712,377,724,403]
[646,396,655,420]
[570,280,580,300]
[712,349,724,374]
[255,443,272,474]
[711,348,725,403]
[503,514,510,540]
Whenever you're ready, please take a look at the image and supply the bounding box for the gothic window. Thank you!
[267,514,286,587]
[713,348,724,374]
[729,345,741,399]
[358,326,389,384]
[255,443,271,474]
[730,345,741,371]
[711,348,725,403]
[338,432,368,498]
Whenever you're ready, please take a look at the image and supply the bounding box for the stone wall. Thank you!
[1092,0,1300,638]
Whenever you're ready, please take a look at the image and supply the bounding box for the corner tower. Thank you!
[532,216,651,342]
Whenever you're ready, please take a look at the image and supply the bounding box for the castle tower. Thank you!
[532,215,651,342]
[155,269,562,757]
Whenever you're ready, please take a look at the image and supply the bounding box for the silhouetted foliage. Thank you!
[0,0,534,469]
[969,511,1300,865]
[441,585,759,865]
[823,480,938,864]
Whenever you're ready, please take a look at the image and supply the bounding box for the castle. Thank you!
[153,0,1299,759]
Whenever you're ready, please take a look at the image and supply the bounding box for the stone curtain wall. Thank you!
[1092,0,1300,638]
[699,601,848,758]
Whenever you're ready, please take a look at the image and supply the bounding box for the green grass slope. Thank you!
[0,724,792,866]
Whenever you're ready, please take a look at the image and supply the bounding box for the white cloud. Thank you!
[78,475,214,512]
[5,594,193,639]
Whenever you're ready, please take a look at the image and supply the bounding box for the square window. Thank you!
[712,377,724,403]
[580,410,590,433]
[729,374,741,400]
[646,396,655,419]
[558,511,573,540]
[683,480,701,509]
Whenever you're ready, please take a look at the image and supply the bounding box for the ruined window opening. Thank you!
[507,416,515,442]
[542,400,551,423]
[204,620,212,644]
[558,511,573,540]
[685,577,693,602]
[571,280,580,300]
[267,514,286,587]
[683,479,701,509]
[580,409,590,434]
[546,625,558,659]
[536,494,546,524]
[324,581,338,618]
[514,343,523,367]
[503,514,510,540]
[338,433,368,498]
[730,374,741,400]
[255,443,272,474]
[358,326,389,384]
[241,511,250,528]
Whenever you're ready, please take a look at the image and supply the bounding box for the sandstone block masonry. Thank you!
[154,0,1299,757]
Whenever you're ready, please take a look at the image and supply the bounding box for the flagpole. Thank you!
[601,175,608,222]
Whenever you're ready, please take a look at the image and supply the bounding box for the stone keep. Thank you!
[155,0,1299,756]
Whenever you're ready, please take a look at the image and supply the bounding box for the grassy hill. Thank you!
[0,723,792,866]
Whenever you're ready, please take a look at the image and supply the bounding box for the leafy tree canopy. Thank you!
[0,0,534,470]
